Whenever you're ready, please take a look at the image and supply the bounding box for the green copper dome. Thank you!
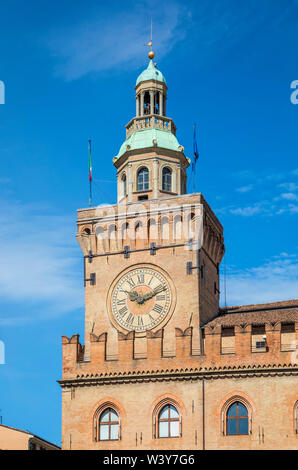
[136,60,166,86]
[115,128,181,160]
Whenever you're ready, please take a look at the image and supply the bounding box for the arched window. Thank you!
[226,402,249,435]
[158,404,180,438]
[98,408,119,441]
[162,167,172,192]
[137,167,149,191]
[121,173,127,197]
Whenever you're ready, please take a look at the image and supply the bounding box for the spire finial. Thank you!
[145,18,155,59]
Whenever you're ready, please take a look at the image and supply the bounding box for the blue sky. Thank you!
[0,0,298,446]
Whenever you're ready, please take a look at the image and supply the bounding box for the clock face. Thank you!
[111,266,172,332]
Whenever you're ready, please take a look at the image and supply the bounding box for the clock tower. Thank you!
[60,52,225,450]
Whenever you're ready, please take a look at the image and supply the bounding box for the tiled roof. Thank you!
[204,299,298,328]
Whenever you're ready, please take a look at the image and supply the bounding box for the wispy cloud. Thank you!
[230,205,261,216]
[280,192,298,201]
[236,184,254,193]
[47,1,190,80]
[221,253,298,306]
[278,182,298,192]
[0,198,83,326]
[217,168,298,217]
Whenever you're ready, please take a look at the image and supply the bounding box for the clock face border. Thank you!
[106,263,176,334]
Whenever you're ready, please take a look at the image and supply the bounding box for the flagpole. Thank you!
[88,139,92,207]
[193,160,196,194]
[193,123,199,193]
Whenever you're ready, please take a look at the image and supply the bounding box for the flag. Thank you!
[88,140,92,182]
[193,124,199,162]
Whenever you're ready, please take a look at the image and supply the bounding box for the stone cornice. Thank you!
[59,364,298,388]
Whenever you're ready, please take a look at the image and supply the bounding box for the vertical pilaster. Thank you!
[140,92,144,117]
[153,158,159,199]
[176,163,181,194]
[150,90,154,115]
[159,92,163,116]
[128,163,133,203]
[136,95,139,117]
[172,169,177,194]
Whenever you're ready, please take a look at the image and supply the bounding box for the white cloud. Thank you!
[47,1,190,80]
[236,184,253,193]
[0,199,83,326]
[221,253,298,306]
[280,192,298,201]
[278,182,298,191]
[230,205,261,216]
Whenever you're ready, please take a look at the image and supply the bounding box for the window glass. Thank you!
[110,424,119,440]
[100,409,110,422]
[227,403,237,417]
[98,408,119,441]
[227,419,237,435]
[170,420,179,437]
[239,419,249,435]
[238,403,248,417]
[159,421,169,438]
[137,168,149,191]
[110,409,118,421]
[162,167,172,192]
[159,406,169,419]
[226,402,249,436]
[100,424,109,440]
[170,405,179,418]
[158,404,180,438]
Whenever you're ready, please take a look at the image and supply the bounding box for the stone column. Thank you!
[136,95,139,117]
[176,163,181,194]
[150,90,154,115]
[172,168,177,194]
[159,92,163,116]
[128,163,133,203]
[140,92,144,117]
[153,158,159,199]
[163,96,166,116]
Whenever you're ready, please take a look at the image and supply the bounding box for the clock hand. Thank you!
[138,286,167,304]
[120,289,140,302]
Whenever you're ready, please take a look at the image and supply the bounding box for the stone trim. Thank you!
[58,364,298,388]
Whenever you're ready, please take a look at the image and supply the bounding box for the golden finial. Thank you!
[145,19,155,60]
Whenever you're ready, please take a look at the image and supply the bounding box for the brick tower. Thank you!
[59,52,298,450]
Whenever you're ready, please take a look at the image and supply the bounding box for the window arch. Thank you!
[98,408,119,441]
[226,401,249,435]
[158,404,180,438]
[121,173,127,197]
[137,167,149,191]
[162,167,172,192]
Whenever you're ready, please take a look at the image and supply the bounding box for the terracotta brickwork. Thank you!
[60,57,298,450]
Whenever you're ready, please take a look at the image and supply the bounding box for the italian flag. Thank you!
[88,140,92,181]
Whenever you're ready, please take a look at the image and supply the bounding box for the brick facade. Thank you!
[59,57,298,450]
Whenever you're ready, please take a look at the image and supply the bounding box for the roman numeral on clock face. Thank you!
[138,316,144,326]
[152,304,163,314]
[118,306,128,316]
[126,278,135,288]
[126,313,134,324]
[156,295,165,301]
[154,284,164,294]
[117,299,126,305]
[137,274,144,284]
